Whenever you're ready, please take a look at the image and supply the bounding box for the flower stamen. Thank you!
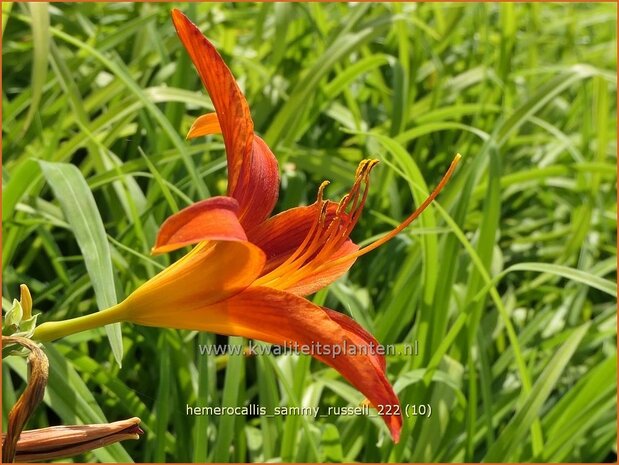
[254,154,460,293]
[316,153,462,271]
[255,159,380,290]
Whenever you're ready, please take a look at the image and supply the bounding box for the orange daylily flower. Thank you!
[33,10,462,444]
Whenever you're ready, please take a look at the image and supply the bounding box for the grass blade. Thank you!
[39,161,123,366]
[476,262,617,301]
[19,3,50,135]
[484,323,590,461]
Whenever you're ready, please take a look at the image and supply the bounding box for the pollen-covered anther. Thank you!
[314,152,462,273]
[317,180,330,204]
[336,194,350,215]
[306,159,378,266]
[341,159,378,231]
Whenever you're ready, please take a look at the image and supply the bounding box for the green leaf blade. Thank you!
[39,160,123,366]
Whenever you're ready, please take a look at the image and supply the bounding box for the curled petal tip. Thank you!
[199,287,402,441]
[170,10,278,229]
[153,197,247,254]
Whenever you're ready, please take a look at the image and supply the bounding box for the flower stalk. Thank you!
[32,304,127,343]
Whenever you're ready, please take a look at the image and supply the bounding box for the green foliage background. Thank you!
[2,2,617,463]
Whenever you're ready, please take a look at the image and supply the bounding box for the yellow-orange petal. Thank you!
[125,240,266,322]
[152,196,246,255]
[187,112,221,138]
[171,9,252,194]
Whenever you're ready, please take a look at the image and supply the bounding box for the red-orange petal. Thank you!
[152,196,246,255]
[229,288,401,441]
[232,136,279,230]
[171,9,252,194]
[321,307,386,374]
[187,112,221,138]
[185,112,279,230]
[135,285,401,442]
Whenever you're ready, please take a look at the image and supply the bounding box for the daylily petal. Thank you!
[226,288,401,441]
[129,285,401,441]
[171,9,251,194]
[179,72,279,228]
[125,241,266,321]
[284,240,358,296]
[321,307,386,374]
[152,196,246,255]
[187,112,221,138]
[248,205,316,271]
[250,198,360,294]
[232,136,279,229]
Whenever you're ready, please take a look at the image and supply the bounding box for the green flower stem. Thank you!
[32,303,128,342]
